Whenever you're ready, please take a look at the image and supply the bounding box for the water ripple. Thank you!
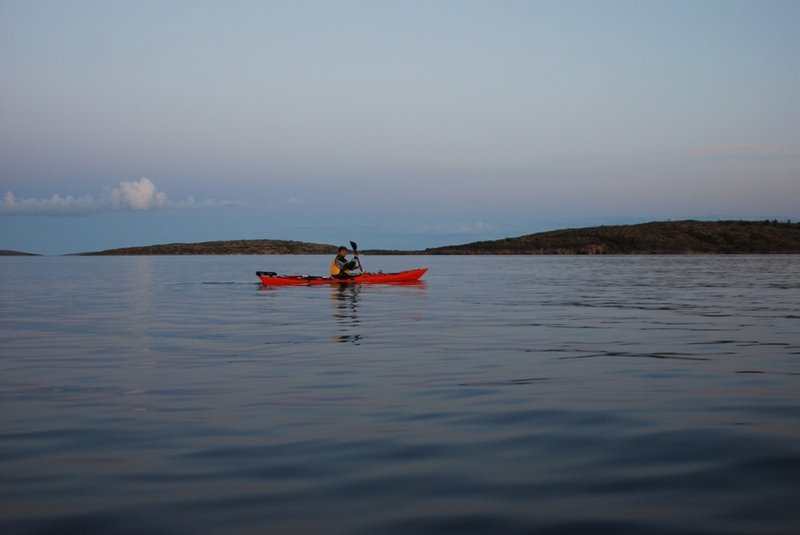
[2,255,799,534]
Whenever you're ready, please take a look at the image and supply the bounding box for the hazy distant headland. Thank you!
[71,220,800,256]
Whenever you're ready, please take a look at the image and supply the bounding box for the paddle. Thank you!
[350,240,363,271]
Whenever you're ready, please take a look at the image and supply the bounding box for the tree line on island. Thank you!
[4,220,800,256]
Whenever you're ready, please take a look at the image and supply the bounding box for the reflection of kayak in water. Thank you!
[256,268,428,286]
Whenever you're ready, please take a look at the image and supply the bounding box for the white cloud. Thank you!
[110,178,167,210]
[1,178,228,215]
[1,190,101,215]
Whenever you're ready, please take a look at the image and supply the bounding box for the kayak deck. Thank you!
[257,268,428,286]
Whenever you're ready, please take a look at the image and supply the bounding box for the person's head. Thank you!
[338,246,348,255]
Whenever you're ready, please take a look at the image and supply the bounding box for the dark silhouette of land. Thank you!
[423,220,800,254]
[79,239,337,255]
[68,220,800,255]
[0,250,38,256]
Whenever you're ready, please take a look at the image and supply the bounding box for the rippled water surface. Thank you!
[2,255,799,534]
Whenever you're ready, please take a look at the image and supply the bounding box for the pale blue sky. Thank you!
[2,0,799,254]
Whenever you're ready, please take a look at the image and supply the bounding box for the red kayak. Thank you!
[257,268,428,286]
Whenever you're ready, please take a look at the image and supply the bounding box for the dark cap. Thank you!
[337,245,348,252]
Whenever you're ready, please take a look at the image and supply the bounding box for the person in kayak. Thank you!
[330,246,361,279]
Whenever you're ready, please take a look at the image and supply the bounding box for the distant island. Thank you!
[0,250,38,256]
[79,239,338,256]
[73,220,799,255]
[423,220,800,254]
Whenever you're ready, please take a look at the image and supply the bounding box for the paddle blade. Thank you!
[350,240,362,270]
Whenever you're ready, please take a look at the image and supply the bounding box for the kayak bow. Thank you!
[257,268,428,286]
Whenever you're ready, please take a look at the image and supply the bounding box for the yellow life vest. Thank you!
[330,257,349,277]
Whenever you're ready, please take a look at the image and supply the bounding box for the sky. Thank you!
[1,0,799,255]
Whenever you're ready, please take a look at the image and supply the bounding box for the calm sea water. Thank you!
[1,255,799,534]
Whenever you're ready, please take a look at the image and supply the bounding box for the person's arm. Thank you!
[336,257,358,271]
